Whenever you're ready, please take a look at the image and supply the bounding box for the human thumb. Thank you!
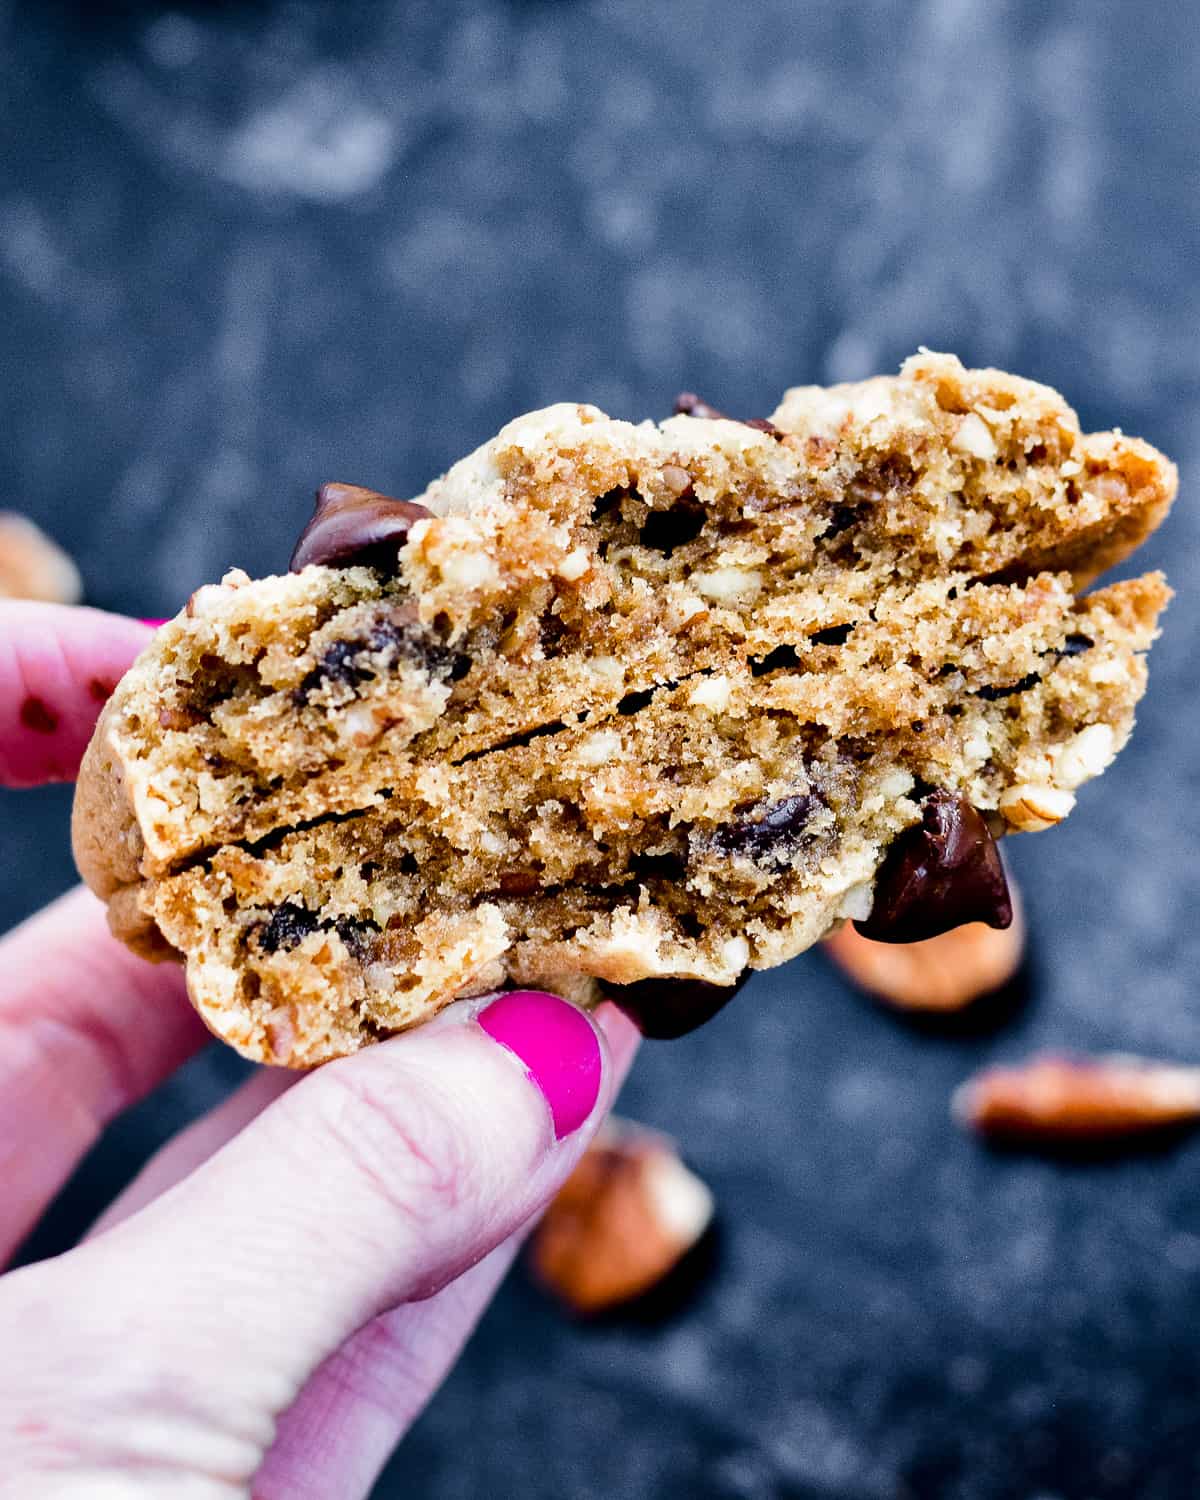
[0,991,625,1488]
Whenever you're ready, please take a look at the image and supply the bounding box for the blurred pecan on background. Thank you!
[954,1055,1200,1143]
[530,1119,715,1316]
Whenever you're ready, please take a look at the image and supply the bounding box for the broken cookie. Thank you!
[72,352,1175,1064]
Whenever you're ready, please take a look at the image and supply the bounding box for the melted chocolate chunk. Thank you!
[1061,633,1094,657]
[600,972,749,1039]
[975,672,1041,702]
[707,794,821,865]
[330,913,381,961]
[854,790,1012,944]
[290,483,433,572]
[258,901,319,953]
[257,902,378,959]
[295,606,469,702]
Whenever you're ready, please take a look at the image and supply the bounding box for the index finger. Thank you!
[0,602,155,787]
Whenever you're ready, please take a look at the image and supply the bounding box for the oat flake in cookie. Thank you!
[72,352,1175,1065]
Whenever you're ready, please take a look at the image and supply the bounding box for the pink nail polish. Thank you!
[139,617,168,628]
[477,990,602,1139]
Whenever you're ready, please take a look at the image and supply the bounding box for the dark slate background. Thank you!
[3,1,1198,1496]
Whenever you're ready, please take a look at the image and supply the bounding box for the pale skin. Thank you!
[0,601,640,1498]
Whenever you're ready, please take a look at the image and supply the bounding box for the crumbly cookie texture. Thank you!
[73,352,1175,1065]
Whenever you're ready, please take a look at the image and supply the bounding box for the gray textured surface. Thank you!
[3,2,1199,1496]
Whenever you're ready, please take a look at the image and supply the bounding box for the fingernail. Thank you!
[139,617,168,628]
[477,990,602,1140]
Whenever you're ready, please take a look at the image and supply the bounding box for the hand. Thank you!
[0,601,640,1498]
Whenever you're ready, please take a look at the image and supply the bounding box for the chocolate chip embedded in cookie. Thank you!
[854,791,1012,944]
[600,974,749,1040]
[704,794,825,868]
[72,352,1175,1065]
[291,483,433,572]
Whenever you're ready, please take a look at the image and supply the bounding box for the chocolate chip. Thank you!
[257,902,378,959]
[974,672,1041,702]
[330,913,380,960]
[809,623,854,647]
[1061,633,1094,657]
[742,417,783,439]
[498,871,541,897]
[706,794,821,866]
[600,972,749,1039]
[296,605,469,702]
[639,500,706,555]
[750,644,801,677]
[19,696,58,733]
[290,483,433,572]
[854,790,1012,944]
[258,901,319,953]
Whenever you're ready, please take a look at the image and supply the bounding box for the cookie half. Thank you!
[73,352,1175,1064]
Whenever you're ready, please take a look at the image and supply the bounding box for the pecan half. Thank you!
[530,1120,714,1315]
[954,1055,1200,1142]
